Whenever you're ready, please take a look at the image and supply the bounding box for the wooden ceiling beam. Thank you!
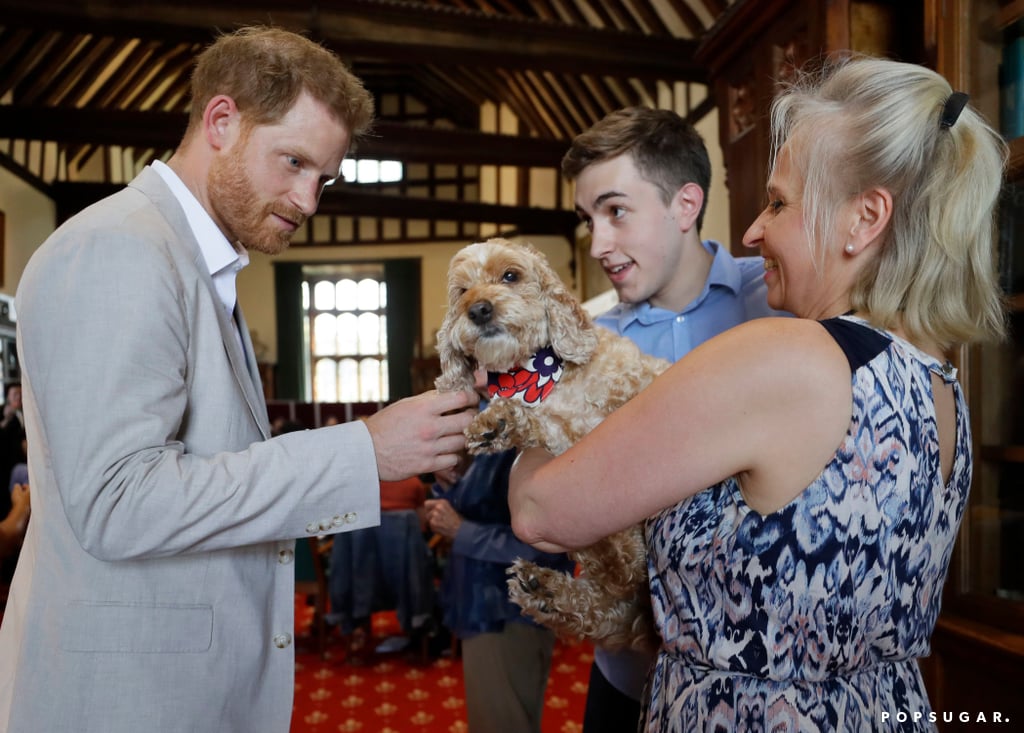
[571,0,617,31]
[42,36,118,107]
[419,66,487,110]
[623,0,671,35]
[0,29,35,75]
[318,188,579,236]
[475,67,551,138]
[522,70,575,138]
[581,75,624,114]
[0,106,570,166]
[491,0,527,15]
[17,32,84,105]
[699,0,729,18]
[150,55,196,110]
[0,29,53,96]
[93,41,161,108]
[498,70,561,138]
[683,93,716,127]
[593,0,642,33]
[60,38,131,108]
[135,44,202,110]
[0,0,705,82]
[541,72,590,134]
[407,69,482,129]
[559,74,605,129]
[627,77,658,108]
[604,76,637,109]
[663,0,708,37]
[549,0,588,25]
[48,180,579,235]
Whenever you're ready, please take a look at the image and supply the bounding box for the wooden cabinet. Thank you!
[696,0,925,251]
[699,0,1024,728]
[920,1,1024,728]
[949,0,1024,608]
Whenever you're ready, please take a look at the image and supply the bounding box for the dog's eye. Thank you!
[501,270,519,284]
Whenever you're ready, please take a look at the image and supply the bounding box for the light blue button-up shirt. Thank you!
[595,239,785,363]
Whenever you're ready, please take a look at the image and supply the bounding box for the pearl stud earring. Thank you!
[845,243,855,253]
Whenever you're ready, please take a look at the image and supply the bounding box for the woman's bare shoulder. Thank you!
[689,316,849,376]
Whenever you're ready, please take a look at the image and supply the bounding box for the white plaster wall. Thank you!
[0,168,57,301]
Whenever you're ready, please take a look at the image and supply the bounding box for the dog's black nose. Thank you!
[468,300,494,325]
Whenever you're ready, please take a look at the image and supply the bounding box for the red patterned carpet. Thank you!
[292,597,592,732]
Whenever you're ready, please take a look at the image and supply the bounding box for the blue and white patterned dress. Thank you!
[643,316,970,732]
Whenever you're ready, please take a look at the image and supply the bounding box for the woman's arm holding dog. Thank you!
[509,317,852,550]
[507,449,571,553]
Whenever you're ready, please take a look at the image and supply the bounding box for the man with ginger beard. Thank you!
[0,26,476,733]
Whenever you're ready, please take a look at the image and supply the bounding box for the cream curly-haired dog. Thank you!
[435,237,668,651]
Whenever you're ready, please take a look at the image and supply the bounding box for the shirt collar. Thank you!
[151,160,248,279]
[608,240,742,327]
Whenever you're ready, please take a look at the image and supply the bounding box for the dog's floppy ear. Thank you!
[434,253,477,392]
[435,308,476,392]
[534,248,598,364]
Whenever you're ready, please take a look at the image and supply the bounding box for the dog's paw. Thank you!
[466,400,523,453]
[506,559,572,621]
[465,414,510,454]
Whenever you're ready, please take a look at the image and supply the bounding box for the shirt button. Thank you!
[318,518,333,532]
[676,315,685,323]
[277,549,294,564]
[273,633,292,649]
[344,512,357,524]
[305,522,319,534]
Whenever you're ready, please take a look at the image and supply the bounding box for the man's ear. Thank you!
[203,94,240,151]
[846,187,892,255]
[672,182,705,233]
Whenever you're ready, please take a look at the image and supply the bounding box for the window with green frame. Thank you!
[274,259,420,404]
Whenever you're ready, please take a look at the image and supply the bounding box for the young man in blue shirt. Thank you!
[564,106,786,732]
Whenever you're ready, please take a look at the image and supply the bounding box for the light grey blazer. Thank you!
[0,168,381,732]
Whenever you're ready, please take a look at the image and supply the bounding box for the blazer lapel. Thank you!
[218,303,271,440]
[232,305,272,438]
[131,167,272,440]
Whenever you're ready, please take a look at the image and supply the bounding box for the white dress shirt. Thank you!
[151,160,249,352]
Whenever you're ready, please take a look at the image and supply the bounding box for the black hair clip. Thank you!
[940,91,969,129]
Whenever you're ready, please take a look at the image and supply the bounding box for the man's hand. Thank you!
[9,482,29,515]
[364,388,477,481]
[424,498,462,540]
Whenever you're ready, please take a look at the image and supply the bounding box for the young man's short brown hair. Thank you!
[562,106,711,230]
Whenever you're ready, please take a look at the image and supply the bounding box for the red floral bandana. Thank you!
[487,346,563,406]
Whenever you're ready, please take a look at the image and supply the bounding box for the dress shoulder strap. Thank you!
[819,316,891,372]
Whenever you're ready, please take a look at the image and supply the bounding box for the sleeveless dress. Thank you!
[643,315,970,732]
